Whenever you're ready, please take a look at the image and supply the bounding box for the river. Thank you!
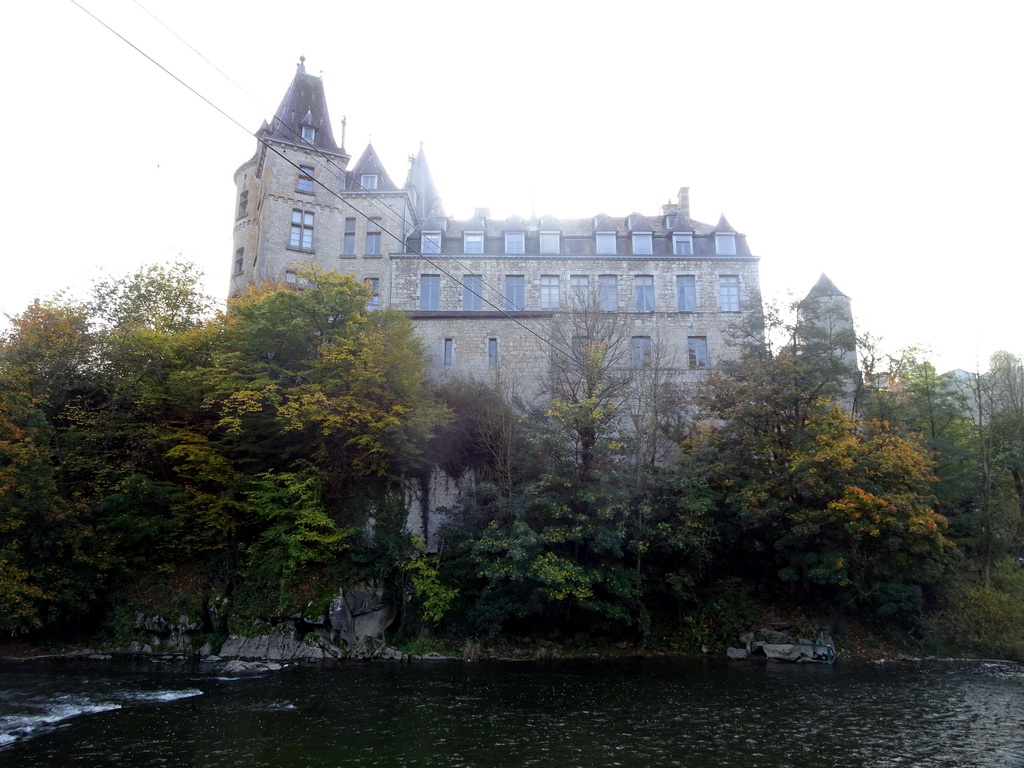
[1,656,1021,767]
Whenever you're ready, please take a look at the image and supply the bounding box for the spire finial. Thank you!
[297,55,306,74]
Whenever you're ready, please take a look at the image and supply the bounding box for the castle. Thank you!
[230,60,769,398]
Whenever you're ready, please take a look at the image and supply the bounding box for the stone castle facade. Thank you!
[231,61,763,399]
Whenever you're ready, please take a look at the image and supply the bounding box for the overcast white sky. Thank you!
[2,0,1022,372]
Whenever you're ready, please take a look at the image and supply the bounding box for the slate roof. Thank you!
[714,214,737,233]
[405,146,441,221]
[804,273,849,300]
[262,58,347,159]
[349,144,399,190]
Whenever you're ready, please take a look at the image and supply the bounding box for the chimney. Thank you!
[677,187,690,218]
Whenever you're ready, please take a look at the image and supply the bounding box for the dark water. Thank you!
[1,657,1022,767]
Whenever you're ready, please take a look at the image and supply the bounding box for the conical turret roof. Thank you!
[263,57,348,160]
[804,273,849,300]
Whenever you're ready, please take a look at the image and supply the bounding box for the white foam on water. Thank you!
[0,699,122,747]
[118,688,204,703]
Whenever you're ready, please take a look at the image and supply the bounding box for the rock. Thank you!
[727,647,749,660]
[373,646,409,662]
[754,628,793,645]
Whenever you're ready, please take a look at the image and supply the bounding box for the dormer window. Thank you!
[505,232,525,254]
[632,232,653,255]
[596,232,617,255]
[422,232,442,254]
[672,234,693,256]
[464,233,484,254]
[715,233,737,255]
[361,174,379,190]
[301,126,316,143]
[539,232,560,254]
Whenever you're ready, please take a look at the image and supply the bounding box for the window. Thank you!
[676,275,697,311]
[443,338,454,367]
[505,275,525,311]
[366,218,381,255]
[539,232,560,254]
[631,336,652,368]
[365,278,380,310]
[360,174,378,190]
[570,275,589,310]
[540,275,559,310]
[488,338,498,366]
[289,209,314,250]
[673,234,693,255]
[420,275,440,310]
[632,232,653,255]
[297,165,314,193]
[596,232,617,255]
[505,232,525,254]
[635,275,655,312]
[237,190,248,218]
[599,275,618,312]
[688,336,709,368]
[343,218,356,255]
[463,275,483,310]
[301,125,316,143]
[464,233,484,254]
[572,336,589,365]
[234,247,244,275]
[422,232,442,254]
[715,233,736,255]
[720,275,740,312]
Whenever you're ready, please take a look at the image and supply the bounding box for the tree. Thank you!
[693,334,956,617]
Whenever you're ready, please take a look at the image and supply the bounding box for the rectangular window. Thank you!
[570,274,589,311]
[635,275,655,312]
[234,247,244,275]
[361,174,378,190]
[540,275,559,310]
[420,275,440,310]
[237,190,248,218]
[343,218,356,255]
[289,209,314,250]
[596,232,617,255]
[505,275,525,311]
[715,233,737,255]
[673,234,693,255]
[443,338,454,367]
[463,275,483,310]
[631,336,652,368]
[572,336,589,365]
[676,275,697,311]
[539,232,560,254]
[720,275,740,312]
[688,336,709,368]
[365,277,380,310]
[366,218,381,255]
[488,338,498,366]
[297,165,314,193]
[632,233,653,255]
[301,125,316,143]
[422,232,442,254]
[599,275,618,312]
[505,232,525,254]
[464,233,484,254]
